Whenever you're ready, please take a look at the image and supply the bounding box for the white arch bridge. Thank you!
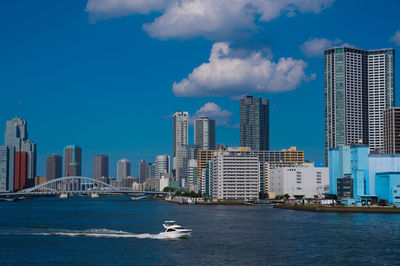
[0,176,167,198]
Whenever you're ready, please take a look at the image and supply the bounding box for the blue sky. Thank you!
[1,0,400,177]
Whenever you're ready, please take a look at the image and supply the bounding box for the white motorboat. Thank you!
[159,220,192,238]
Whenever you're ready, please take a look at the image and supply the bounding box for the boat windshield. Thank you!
[166,228,176,232]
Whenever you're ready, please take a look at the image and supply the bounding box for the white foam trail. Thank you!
[0,228,190,240]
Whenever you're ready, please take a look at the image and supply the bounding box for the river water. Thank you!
[0,197,399,265]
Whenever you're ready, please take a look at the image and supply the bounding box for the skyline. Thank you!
[1,0,400,177]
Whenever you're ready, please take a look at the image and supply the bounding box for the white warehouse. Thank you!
[270,165,329,199]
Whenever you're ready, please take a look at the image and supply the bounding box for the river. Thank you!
[0,197,398,265]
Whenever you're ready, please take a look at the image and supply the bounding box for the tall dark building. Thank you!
[64,145,82,176]
[240,95,269,151]
[93,154,109,179]
[14,151,27,191]
[194,117,216,150]
[383,107,400,154]
[46,154,62,180]
[139,159,150,183]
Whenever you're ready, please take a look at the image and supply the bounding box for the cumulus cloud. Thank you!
[173,42,314,97]
[191,102,232,126]
[86,0,334,39]
[390,30,400,46]
[300,37,356,57]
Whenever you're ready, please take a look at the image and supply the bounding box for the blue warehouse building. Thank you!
[329,144,400,206]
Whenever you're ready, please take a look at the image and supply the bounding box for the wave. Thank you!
[0,228,190,240]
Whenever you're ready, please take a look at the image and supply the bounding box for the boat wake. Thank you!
[0,228,189,240]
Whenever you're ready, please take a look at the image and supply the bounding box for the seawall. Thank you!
[274,204,400,214]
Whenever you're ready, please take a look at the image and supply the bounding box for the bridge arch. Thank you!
[22,176,123,193]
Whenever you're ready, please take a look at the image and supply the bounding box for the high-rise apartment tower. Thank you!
[240,95,269,151]
[93,154,109,179]
[117,158,131,180]
[64,145,82,176]
[46,154,62,180]
[324,47,395,164]
[194,117,216,150]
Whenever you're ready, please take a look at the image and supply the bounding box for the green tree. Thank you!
[189,190,197,198]
[163,187,175,192]
[197,190,203,198]
[283,194,290,200]
[175,191,182,196]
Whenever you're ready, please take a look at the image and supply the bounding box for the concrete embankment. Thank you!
[165,198,246,205]
[275,204,400,214]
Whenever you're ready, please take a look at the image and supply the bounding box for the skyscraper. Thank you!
[46,154,62,180]
[64,145,82,176]
[139,160,150,183]
[149,163,155,178]
[368,49,395,152]
[117,158,130,180]
[240,95,269,151]
[194,117,216,150]
[93,154,109,179]
[155,155,170,178]
[2,117,36,191]
[173,111,189,182]
[324,47,395,163]
[173,111,189,162]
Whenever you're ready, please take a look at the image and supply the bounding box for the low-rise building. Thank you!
[329,144,400,205]
[375,172,400,206]
[156,173,171,192]
[34,176,48,186]
[270,165,329,199]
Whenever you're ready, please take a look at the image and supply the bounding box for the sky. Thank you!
[1,0,400,178]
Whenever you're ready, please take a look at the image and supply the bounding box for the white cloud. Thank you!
[390,30,400,46]
[191,102,232,125]
[86,0,334,39]
[173,42,314,97]
[300,37,356,57]
[143,0,256,40]
[252,0,334,22]
[86,0,167,20]
[301,38,341,57]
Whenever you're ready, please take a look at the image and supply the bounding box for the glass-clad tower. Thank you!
[324,47,395,165]
[194,117,215,150]
[240,95,269,151]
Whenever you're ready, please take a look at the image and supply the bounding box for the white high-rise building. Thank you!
[155,155,170,178]
[212,147,260,200]
[368,50,395,152]
[117,158,130,180]
[324,47,395,164]
[173,111,189,181]
[194,117,215,150]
